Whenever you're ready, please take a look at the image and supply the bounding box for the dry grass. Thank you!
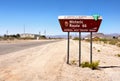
[81,61,100,70]
[70,59,77,65]
[115,54,120,57]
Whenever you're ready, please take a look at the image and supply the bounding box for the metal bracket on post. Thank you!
[90,32,93,64]
[67,32,70,64]
[79,32,81,67]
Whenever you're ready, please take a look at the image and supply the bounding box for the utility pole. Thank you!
[24,24,25,34]
[44,30,46,36]
[39,31,41,39]
[6,30,8,40]
[39,31,41,36]
[6,30,8,35]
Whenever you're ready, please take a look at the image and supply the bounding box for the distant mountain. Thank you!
[47,33,120,39]
[47,34,88,39]
[105,33,120,37]
[85,33,106,39]
[84,33,120,39]
[47,35,67,39]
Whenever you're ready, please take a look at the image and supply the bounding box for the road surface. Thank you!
[0,40,59,55]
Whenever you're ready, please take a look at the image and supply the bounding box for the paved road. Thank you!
[0,40,60,55]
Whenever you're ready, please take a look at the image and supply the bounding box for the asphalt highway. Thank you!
[0,40,60,55]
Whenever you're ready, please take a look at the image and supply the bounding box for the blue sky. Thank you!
[0,0,120,35]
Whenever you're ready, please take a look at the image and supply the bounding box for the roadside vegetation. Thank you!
[115,54,120,57]
[81,61,100,70]
[73,37,80,40]
[100,39,120,47]
[70,58,100,70]
[83,38,120,48]
[0,34,47,40]
[97,50,101,52]
[0,34,20,40]
[72,36,120,47]
[70,59,77,65]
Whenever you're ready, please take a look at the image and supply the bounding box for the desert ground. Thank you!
[0,39,120,81]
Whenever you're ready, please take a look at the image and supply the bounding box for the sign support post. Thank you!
[90,32,93,64]
[67,32,70,64]
[79,32,81,67]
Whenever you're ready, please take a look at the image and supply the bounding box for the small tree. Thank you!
[16,34,20,38]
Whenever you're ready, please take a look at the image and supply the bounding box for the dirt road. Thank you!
[0,40,120,81]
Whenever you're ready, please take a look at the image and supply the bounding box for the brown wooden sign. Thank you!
[58,16,102,32]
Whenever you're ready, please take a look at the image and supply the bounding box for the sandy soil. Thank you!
[0,40,120,81]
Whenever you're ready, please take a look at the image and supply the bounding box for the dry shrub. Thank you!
[109,40,117,45]
[71,59,77,65]
[116,43,120,47]
[81,61,100,70]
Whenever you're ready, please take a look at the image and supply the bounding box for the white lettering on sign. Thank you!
[82,24,87,28]
[69,20,84,28]
[69,20,83,24]
[69,24,80,27]
[89,29,96,32]
[80,29,88,32]
[74,29,79,32]
[64,29,73,31]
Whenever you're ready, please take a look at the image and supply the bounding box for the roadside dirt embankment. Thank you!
[0,40,120,81]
